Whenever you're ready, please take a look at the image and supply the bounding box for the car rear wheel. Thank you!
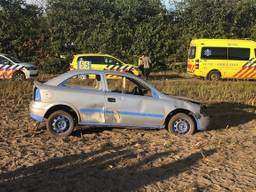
[207,71,221,81]
[12,71,26,81]
[47,110,75,137]
[167,113,195,136]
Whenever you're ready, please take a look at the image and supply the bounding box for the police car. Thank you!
[0,53,38,80]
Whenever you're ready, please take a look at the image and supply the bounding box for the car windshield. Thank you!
[6,55,21,63]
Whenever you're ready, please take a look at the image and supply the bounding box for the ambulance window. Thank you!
[188,47,196,59]
[255,49,256,57]
[78,56,105,65]
[228,48,250,60]
[105,57,121,65]
[201,47,227,60]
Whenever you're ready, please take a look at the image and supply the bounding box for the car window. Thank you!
[78,56,105,65]
[104,57,122,65]
[6,55,21,63]
[228,48,250,60]
[106,74,152,96]
[254,48,256,58]
[62,73,102,90]
[0,56,11,65]
[201,47,227,60]
[188,47,196,59]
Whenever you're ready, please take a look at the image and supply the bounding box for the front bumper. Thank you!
[196,114,210,131]
[25,70,39,79]
[30,101,47,122]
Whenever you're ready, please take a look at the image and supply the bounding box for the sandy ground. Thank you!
[0,86,256,191]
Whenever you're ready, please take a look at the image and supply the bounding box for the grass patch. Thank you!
[0,76,255,107]
[151,79,256,106]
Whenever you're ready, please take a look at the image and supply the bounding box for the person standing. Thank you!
[138,55,144,75]
[141,52,152,79]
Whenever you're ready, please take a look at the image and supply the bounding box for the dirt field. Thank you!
[0,77,255,192]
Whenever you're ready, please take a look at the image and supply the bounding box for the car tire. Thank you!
[207,71,221,81]
[167,113,196,136]
[46,110,75,137]
[12,71,26,81]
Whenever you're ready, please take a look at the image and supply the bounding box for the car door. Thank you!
[201,47,228,76]
[228,47,253,79]
[60,72,106,124]
[104,56,123,71]
[104,74,165,128]
[0,56,13,78]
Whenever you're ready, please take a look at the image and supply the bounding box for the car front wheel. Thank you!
[12,71,26,81]
[167,113,196,136]
[47,110,75,137]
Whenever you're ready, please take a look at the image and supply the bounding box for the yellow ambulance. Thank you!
[187,39,256,80]
[70,53,140,76]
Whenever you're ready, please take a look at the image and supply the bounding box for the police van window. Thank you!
[228,48,250,60]
[78,56,105,65]
[201,47,227,60]
[188,47,196,59]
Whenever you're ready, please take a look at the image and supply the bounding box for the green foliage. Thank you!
[0,0,256,73]
[0,0,45,62]
[40,57,69,74]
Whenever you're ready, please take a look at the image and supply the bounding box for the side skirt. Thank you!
[78,121,165,129]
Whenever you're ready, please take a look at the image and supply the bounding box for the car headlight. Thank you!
[200,105,208,116]
[34,87,41,101]
[25,66,37,70]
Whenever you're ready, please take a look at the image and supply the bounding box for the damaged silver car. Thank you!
[30,70,210,137]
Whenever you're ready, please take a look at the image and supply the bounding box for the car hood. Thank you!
[171,96,201,105]
[159,93,202,113]
[16,62,36,67]
[126,63,137,68]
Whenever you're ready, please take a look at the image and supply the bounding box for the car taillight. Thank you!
[195,59,200,69]
[34,87,41,101]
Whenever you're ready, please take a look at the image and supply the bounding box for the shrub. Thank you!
[39,57,69,74]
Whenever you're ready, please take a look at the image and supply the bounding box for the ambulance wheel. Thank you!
[12,71,26,81]
[207,71,221,81]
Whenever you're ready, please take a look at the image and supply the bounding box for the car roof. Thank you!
[190,39,256,47]
[45,70,158,91]
[46,70,135,85]
[73,53,114,57]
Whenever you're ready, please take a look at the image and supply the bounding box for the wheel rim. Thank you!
[51,115,70,133]
[173,118,190,134]
[210,73,219,81]
[14,73,24,80]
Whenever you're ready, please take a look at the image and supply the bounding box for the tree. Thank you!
[0,0,44,62]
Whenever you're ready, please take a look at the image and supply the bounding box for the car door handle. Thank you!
[107,97,116,103]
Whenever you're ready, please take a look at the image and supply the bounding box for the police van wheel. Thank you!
[207,71,221,81]
[47,110,75,137]
[12,71,26,81]
[167,113,196,136]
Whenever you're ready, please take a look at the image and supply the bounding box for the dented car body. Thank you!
[30,70,210,137]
